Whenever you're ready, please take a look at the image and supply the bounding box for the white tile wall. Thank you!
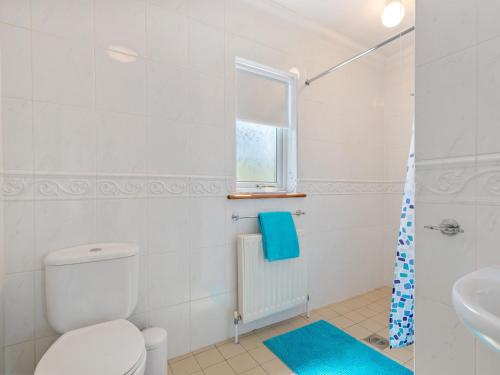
[146,4,188,66]
[477,36,500,155]
[95,49,146,115]
[96,111,147,173]
[189,125,226,176]
[190,293,233,350]
[34,102,96,173]
[189,197,226,249]
[4,272,34,346]
[31,0,92,41]
[477,0,500,43]
[146,59,189,120]
[416,0,500,373]
[190,245,233,300]
[1,98,33,171]
[0,0,30,28]
[188,21,225,77]
[0,23,32,99]
[416,297,475,374]
[147,118,191,175]
[416,48,477,160]
[189,73,225,128]
[0,0,410,371]
[416,0,477,66]
[34,270,56,340]
[32,32,94,108]
[147,198,189,253]
[4,201,34,274]
[148,251,190,308]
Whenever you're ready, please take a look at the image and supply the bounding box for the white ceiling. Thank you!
[270,0,415,57]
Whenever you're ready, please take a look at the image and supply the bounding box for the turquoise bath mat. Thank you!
[264,320,413,375]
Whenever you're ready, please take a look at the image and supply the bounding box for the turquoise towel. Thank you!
[258,211,300,261]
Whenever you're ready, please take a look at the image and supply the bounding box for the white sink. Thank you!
[452,266,500,351]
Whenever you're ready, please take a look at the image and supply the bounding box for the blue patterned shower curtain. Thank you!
[389,127,415,349]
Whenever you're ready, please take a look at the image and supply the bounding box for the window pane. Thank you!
[236,121,277,183]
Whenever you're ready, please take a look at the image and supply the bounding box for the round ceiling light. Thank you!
[382,1,405,28]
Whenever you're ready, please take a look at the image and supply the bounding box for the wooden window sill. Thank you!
[227,193,307,200]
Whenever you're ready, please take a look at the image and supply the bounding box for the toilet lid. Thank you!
[35,319,145,375]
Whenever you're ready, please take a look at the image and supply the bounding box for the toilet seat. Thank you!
[35,319,146,375]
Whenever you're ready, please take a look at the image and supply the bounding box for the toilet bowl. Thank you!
[35,244,152,375]
[35,319,146,375]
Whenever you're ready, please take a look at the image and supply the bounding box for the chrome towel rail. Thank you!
[232,210,306,222]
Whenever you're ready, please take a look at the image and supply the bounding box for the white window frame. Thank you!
[235,57,297,193]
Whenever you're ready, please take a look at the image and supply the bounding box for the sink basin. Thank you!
[452,266,500,351]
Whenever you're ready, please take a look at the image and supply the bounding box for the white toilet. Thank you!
[35,243,147,375]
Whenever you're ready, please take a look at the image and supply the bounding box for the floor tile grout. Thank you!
[168,287,413,375]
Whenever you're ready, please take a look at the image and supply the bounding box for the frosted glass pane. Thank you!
[236,121,277,183]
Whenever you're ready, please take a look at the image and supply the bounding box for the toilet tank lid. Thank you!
[45,243,139,266]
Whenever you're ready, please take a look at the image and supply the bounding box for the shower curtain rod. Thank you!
[305,26,415,86]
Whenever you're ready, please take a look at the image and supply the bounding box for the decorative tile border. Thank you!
[37,174,96,200]
[148,176,190,198]
[0,172,404,200]
[190,177,234,197]
[96,176,148,199]
[298,179,404,195]
[0,172,228,200]
[1,173,34,200]
[417,153,500,204]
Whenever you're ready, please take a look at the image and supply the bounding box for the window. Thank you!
[235,58,297,192]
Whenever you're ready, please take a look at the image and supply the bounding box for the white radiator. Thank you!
[236,233,308,325]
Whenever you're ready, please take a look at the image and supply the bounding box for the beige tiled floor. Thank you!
[168,287,414,375]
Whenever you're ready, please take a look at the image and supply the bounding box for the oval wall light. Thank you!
[106,45,138,63]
